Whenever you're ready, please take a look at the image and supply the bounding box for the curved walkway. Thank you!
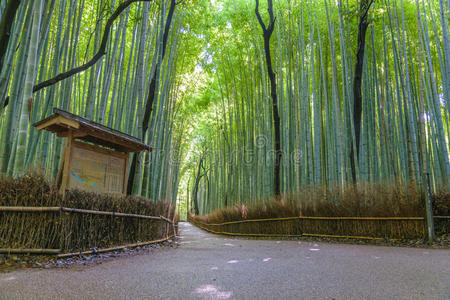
[0,222,449,299]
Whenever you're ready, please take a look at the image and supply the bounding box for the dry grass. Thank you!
[191,183,450,240]
[432,189,450,236]
[0,173,175,252]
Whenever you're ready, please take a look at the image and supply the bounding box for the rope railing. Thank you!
[191,220,388,241]
[0,206,173,224]
[191,215,426,227]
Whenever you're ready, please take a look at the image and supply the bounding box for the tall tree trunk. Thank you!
[255,0,281,196]
[192,157,206,215]
[350,0,374,184]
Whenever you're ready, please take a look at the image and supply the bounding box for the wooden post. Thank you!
[172,209,177,238]
[60,129,73,196]
[56,160,64,188]
[166,202,172,238]
[123,153,129,195]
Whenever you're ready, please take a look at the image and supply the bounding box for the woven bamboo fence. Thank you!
[0,206,177,256]
[0,175,177,256]
[188,214,437,240]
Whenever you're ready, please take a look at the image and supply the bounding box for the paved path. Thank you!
[1,222,449,299]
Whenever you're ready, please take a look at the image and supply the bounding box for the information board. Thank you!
[68,143,126,194]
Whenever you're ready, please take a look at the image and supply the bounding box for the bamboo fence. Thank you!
[188,214,438,240]
[0,206,177,257]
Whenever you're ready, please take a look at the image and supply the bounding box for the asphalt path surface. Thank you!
[1,222,449,299]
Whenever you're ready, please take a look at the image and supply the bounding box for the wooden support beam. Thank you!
[60,129,73,194]
[123,153,129,194]
[56,158,64,188]
[78,125,145,152]
[35,115,79,131]
[72,140,128,158]
[57,130,88,138]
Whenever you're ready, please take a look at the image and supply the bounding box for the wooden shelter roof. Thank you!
[33,108,152,153]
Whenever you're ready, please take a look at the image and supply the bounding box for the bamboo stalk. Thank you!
[56,235,174,258]
[0,206,174,223]
[0,248,61,254]
[193,222,386,241]
[159,214,174,224]
[60,207,162,220]
[302,233,384,241]
[192,215,425,227]
[0,206,60,212]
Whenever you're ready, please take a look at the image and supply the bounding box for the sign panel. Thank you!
[68,143,126,194]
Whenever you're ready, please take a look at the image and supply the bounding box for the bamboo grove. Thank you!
[0,0,188,203]
[0,0,449,215]
[187,0,450,215]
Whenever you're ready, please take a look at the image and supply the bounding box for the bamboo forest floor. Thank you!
[0,223,448,299]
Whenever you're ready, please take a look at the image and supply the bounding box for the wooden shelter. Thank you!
[34,108,152,195]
